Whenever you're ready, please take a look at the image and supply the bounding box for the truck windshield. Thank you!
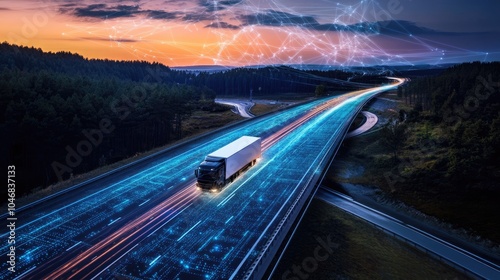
[198,168,217,179]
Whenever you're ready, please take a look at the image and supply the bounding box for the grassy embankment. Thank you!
[250,103,283,115]
[324,93,500,244]
[273,199,469,279]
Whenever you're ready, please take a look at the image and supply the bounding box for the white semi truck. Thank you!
[195,136,261,191]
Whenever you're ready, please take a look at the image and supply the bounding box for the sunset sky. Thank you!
[1,0,499,67]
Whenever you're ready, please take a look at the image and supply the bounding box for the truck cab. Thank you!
[195,157,225,190]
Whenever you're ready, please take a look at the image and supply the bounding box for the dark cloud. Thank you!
[163,0,188,4]
[182,12,218,22]
[59,3,78,8]
[73,4,140,19]
[86,4,107,10]
[56,36,141,43]
[66,3,180,21]
[371,20,448,35]
[199,0,225,12]
[237,10,455,36]
[0,7,11,11]
[199,0,244,12]
[218,0,244,6]
[315,20,454,36]
[80,37,140,43]
[238,10,318,27]
[64,3,450,38]
[145,10,179,20]
[205,21,240,30]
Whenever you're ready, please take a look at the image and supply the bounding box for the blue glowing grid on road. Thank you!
[0,83,397,278]
[0,97,329,277]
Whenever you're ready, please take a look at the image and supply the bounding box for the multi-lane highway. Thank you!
[1,78,403,279]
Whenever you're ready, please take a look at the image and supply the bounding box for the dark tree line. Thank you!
[0,42,385,98]
[0,42,387,195]
[0,43,218,195]
[399,62,500,189]
[190,66,384,96]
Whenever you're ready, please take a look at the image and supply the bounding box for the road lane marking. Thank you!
[149,255,161,266]
[139,199,150,206]
[91,244,139,280]
[107,217,121,226]
[13,266,36,280]
[177,220,201,241]
[66,241,82,251]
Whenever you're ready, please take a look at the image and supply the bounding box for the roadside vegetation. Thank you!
[250,103,283,116]
[273,199,468,279]
[328,62,500,244]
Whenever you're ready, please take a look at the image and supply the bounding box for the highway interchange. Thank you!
[4,77,496,279]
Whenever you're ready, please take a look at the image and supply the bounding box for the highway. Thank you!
[215,99,255,118]
[346,111,378,138]
[316,187,500,279]
[1,79,403,279]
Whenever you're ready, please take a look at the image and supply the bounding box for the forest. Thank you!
[0,42,383,195]
[397,61,500,189]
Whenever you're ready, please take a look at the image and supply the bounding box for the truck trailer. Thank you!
[195,136,261,191]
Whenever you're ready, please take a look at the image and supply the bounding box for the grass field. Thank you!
[250,103,283,115]
[272,199,470,279]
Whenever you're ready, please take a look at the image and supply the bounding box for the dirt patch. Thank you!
[250,103,283,115]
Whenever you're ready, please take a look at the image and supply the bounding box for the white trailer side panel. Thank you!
[208,136,261,179]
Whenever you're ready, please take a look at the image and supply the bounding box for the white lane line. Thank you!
[107,217,121,226]
[65,241,82,251]
[217,193,236,207]
[91,244,139,280]
[139,199,150,206]
[177,220,202,242]
[13,266,36,280]
[149,255,161,266]
[146,206,191,238]
[225,216,234,224]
